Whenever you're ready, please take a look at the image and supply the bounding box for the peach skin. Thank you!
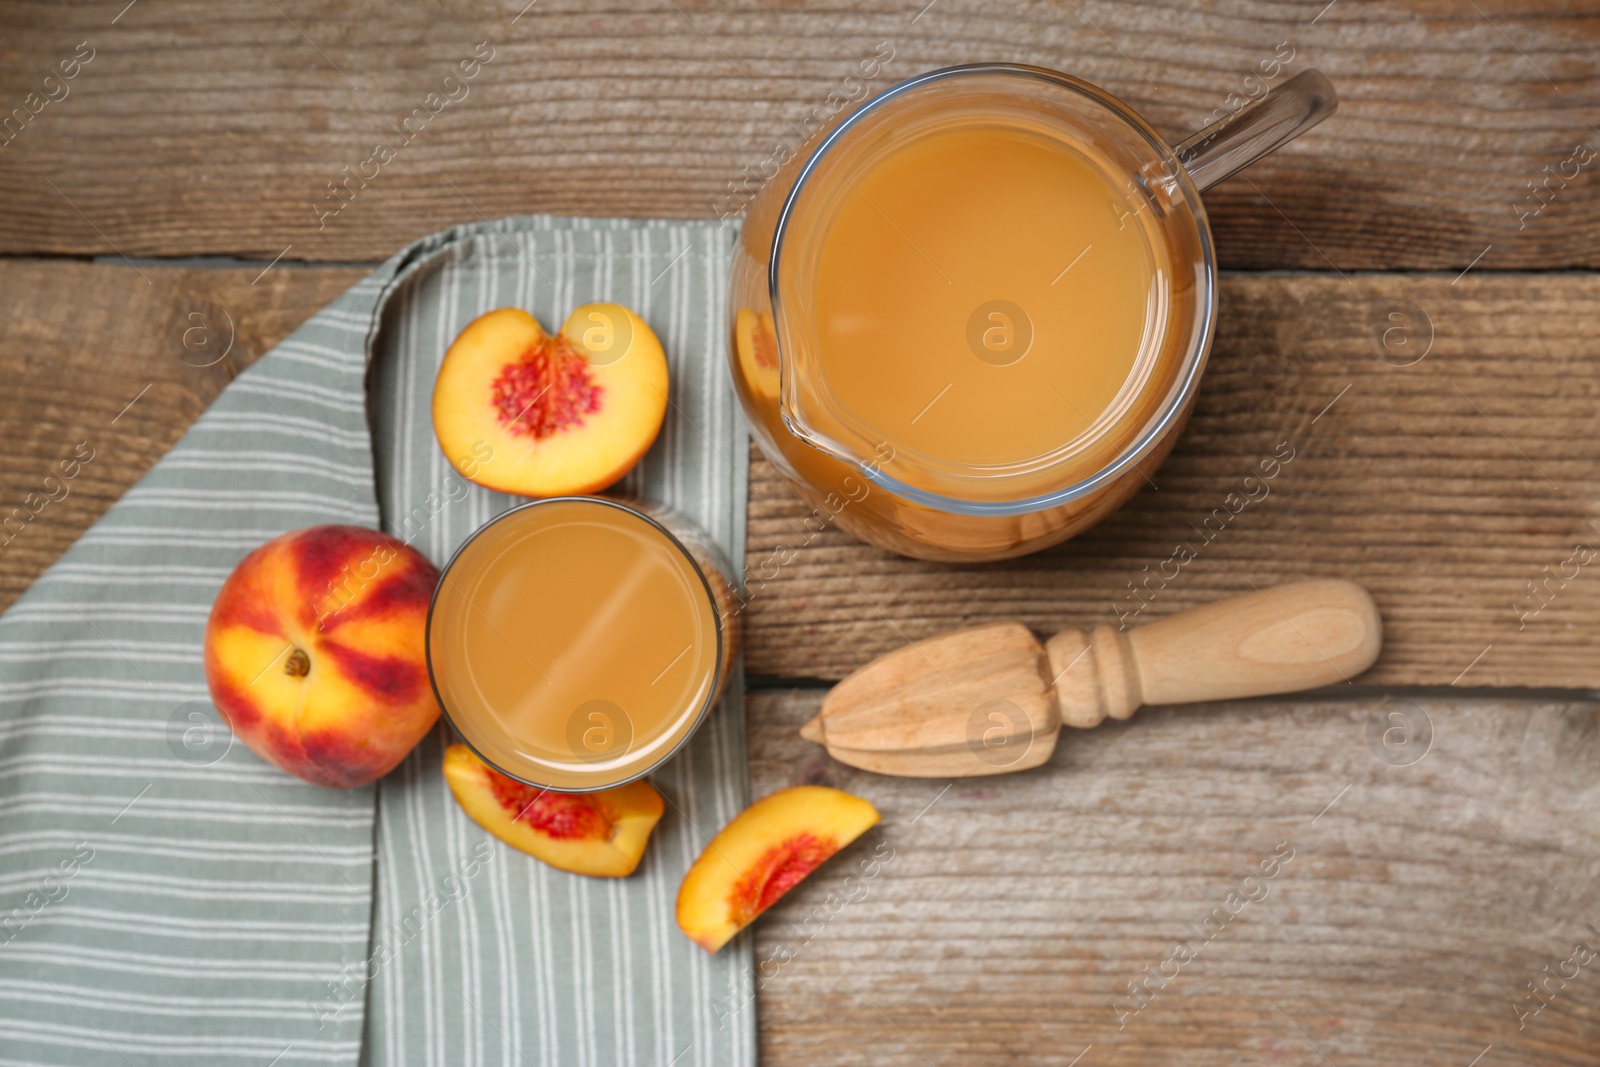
[203,525,441,788]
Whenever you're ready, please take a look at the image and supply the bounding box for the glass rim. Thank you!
[424,495,727,794]
[767,61,1218,517]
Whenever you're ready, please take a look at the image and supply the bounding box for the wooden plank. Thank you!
[746,689,1600,1067]
[1,0,1596,268]
[744,274,1600,689]
[0,260,367,614]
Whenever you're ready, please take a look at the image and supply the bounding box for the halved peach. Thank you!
[442,744,665,878]
[432,304,668,496]
[676,785,879,952]
[733,307,780,400]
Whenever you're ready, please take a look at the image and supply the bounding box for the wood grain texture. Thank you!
[744,274,1600,689]
[1,0,1596,268]
[747,689,1600,1067]
[0,260,367,614]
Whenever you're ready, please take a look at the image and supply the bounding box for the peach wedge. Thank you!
[442,744,665,878]
[676,785,880,953]
[432,304,668,496]
[733,307,780,400]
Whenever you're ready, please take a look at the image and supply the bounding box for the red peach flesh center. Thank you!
[485,765,616,841]
[490,335,604,440]
[729,832,840,925]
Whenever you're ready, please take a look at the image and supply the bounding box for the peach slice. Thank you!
[676,785,879,952]
[734,307,780,400]
[432,304,668,496]
[442,744,665,878]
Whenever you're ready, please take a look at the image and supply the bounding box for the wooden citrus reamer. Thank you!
[800,580,1382,777]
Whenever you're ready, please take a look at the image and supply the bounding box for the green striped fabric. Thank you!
[0,216,753,1067]
[361,218,752,1067]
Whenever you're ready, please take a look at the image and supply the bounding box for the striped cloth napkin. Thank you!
[0,216,753,1067]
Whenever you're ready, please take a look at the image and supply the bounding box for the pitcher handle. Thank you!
[1174,69,1338,192]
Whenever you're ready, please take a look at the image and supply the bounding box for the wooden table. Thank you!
[3,2,1598,1063]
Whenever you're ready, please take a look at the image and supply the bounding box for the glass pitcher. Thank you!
[727,63,1335,562]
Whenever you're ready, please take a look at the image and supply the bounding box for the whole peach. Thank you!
[203,525,440,788]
